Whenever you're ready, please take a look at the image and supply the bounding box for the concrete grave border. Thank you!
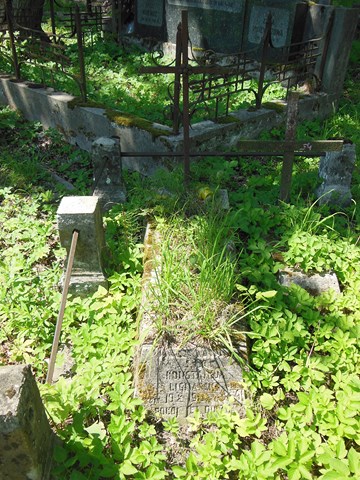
[0,75,339,176]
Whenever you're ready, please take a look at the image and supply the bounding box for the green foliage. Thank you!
[0,41,359,479]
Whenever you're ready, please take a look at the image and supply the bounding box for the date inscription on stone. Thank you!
[135,344,245,419]
[167,0,244,13]
[248,6,290,48]
[137,0,164,27]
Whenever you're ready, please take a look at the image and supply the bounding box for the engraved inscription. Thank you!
[248,6,290,48]
[138,0,163,27]
[136,345,246,419]
[167,0,244,14]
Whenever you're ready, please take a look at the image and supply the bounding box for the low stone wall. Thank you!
[0,75,339,176]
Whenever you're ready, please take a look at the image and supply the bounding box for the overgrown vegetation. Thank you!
[0,25,359,480]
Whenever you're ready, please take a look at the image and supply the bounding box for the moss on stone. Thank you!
[67,98,105,110]
[216,115,244,125]
[106,109,171,138]
[67,97,171,138]
[262,101,286,113]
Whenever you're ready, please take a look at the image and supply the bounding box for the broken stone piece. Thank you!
[0,365,54,480]
[316,143,356,207]
[57,196,108,296]
[278,269,340,295]
[91,137,126,210]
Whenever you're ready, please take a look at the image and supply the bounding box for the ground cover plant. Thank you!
[0,34,359,480]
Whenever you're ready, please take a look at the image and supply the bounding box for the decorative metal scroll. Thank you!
[143,10,334,134]
[59,4,104,37]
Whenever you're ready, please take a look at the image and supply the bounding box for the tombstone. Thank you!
[135,343,247,420]
[279,269,340,296]
[57,196,108,296]
[0,365,54,480]
[165,0,247,53]
[135,0,166,41]
[243,0,308,60]
[134,0,247,53]
[91,137,126,211]
[316,143,356,207]
[134,223,248,421]
[310,6,359,97]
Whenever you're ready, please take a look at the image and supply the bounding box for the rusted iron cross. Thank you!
[140,10,234,184]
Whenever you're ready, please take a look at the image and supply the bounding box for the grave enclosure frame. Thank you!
[123,9,343,193]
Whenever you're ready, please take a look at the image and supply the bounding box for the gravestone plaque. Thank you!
[135,0,166,40]
[135,343,246,419]
[244,1,308,59]
[165,0,247,53]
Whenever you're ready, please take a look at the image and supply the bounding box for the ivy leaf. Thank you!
[121,460,138,476]
[256,290,277,300]
[348,447,360,475]
[260,393,276,410]
[84,421,106,440]
[172,466,187,477]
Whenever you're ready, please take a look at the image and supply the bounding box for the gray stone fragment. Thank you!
[91,137,126,211]
[57,196,108,296]
[278,269,340,296]
[316,143,356,206]
[0,365,54,480]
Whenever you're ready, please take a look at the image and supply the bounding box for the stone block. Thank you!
[319,7,358,96]
[165,0,246,53]
[57,196,108,296]
[243,0,308,61]
[278,269,340,296]
[0,365,54,480]
[135,0,166,40]
[91,137,126,210]
[316,143,356,207]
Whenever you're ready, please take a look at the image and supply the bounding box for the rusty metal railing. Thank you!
[0,2,88,100]
[142,10,334,136]
[46,229,78,385]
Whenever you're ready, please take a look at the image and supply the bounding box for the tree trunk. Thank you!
[2,0,45,31]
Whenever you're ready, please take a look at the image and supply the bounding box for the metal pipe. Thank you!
[75,6,87,101]
[181,10,191,185]
[46,230,79,385]
[5,0,20,80]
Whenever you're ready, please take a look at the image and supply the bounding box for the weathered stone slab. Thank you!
[91,137,126,211]
[57,196,108,296]
[316,143,356,207]
[318,7,359,96]
[135,0,166,41]
[165,0,246,53]
[278,269,340,296]
[244,0,308,60]
[0,365,54,480]
[135,343,246,419]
